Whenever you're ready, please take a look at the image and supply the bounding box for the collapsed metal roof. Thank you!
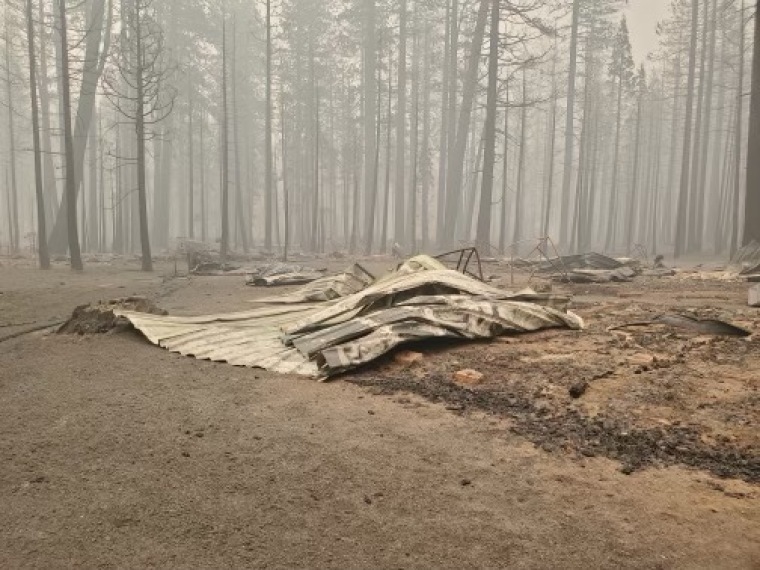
[116,256,583,379]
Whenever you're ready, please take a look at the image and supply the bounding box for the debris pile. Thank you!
[534,252,643,283]
[252,263,375,302]
[59,297,167,335]
[116,256,583,378]
[538,252,626,272]
[187,249,240,275]
[244,263,327,287]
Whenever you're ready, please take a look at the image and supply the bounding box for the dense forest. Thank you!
[0,0,758,270]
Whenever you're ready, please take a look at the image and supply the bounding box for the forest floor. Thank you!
[1,253,759,569]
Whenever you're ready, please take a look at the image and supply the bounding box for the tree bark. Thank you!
[420,24,432,251]
[436,0,452,244]
[625,75,644,253]
[48,0,111,254]
[98,113,105,251]
[188,82,194,239]
[443,0,489,246]
[37,0,57,229]
[674,0,700,258]
[26,0,50,268]
[86,106,98,252]
[362,0,378,254]
[560,0,581,247]
[498,83,509,255]
[694,0,718,251]
[687,0,711,250]
[542,44,558,238]
[728,3,746,254]
[408,9,420,253]
[200,110,207,243]
[743,0,760,246]
[440,0,459,247]
[230,21,248,253]
[220,8,230,261]
[280,86,289,261]
[664,29,683,246]
[5,6,19,254]
[264,0,274,251]
[135,0,152,272]
[311,79,321,252]
[604,50,624,251]
[380,50,393,253]
[513,70,528,247]
[394,0,408,245]
[476,0,500,250]
[58,0,83,269]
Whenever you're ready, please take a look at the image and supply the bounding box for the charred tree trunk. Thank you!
[362,0,378,254]
[5,9,19,254]
[420,24,432,251]
[440,0,459,247]
[26,0,49,268]
[200,110,207,243]
[87,108,98,252]
[560,0,581,247]
[380,50,393,254]
[513,70,528,247]
[604,53,624,252]
[443,0,489,245]
[58,0,83,269]
[220,10,230,261]
[408,11,420,253]
[49,0,111,254]
[37,0,57,229]
[694,0,718,251]
[134,3,152,272]
[498,85,509,256]
[476,0,500,250]
[743,0,760,245]
[543,46,558,238]
[230,22,248,253]
[664,29,683,246]
[687,0,711,251]
[311,81,321,252]
[281,87,289,261]
[625,79,644,253]
[674,0,700,258]
[436,0,452,244]
[264,0,273,251]
[188,83,194,239]
[394,0,408,246]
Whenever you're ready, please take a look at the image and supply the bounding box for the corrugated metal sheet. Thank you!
[282,268,572,336]
[116,257,583,379]
[252,263,375,303]
[115,304,321,375]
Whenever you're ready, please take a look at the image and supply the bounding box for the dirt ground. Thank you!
[1,254,759,569]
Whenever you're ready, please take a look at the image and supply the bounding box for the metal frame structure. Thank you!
[434,248,484,281]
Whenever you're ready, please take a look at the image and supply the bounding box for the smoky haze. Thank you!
[0,0,758,269]
[625,0,669,63]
